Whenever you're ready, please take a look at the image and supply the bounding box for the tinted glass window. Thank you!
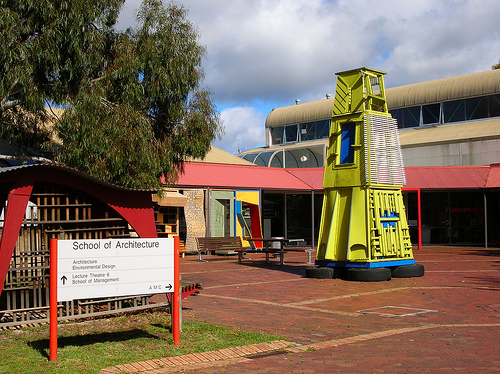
[490,94,500,117]
[310,146,325,168]
[242,153,258,163]
[422,103,440,125]
[339,122,355,164]
[284,150,299,168]
[402,106,420,128]
[316,120,331,138]
[390,109,404,129]
[300,123,316,141]
[466,97,489,120]
[285,124,298,142]
[254,152,273,167]
[272,127,283,144]
[270,151,283,167]
[443,100,465,123]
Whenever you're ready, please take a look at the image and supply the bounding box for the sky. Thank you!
[117,0,500,155]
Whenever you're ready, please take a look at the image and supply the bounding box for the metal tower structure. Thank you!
[313,67,423,281]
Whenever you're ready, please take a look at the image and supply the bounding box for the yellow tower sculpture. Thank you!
[310,67,424,281]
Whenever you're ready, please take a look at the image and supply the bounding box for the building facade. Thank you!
[240,69,500,169]
[234,69,500,248]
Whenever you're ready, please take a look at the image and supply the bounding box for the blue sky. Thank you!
[118,0,500,154]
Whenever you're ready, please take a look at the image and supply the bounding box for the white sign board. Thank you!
[57,238,174,302]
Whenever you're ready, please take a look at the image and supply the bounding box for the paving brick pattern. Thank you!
[100,247,500,373]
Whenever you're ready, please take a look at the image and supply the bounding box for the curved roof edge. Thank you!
[265,99,335,128]
[264,70,500,129]
[386,69,500,108]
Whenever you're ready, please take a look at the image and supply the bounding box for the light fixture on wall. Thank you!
[300,155,308,162]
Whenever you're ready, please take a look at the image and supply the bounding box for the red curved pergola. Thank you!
[0,164,158,294]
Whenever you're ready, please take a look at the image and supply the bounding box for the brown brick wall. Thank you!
[183,189,206,251]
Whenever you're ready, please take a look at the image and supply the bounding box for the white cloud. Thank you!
[118,0,500,152]
[213,107,266,155]
[176,0,500,91]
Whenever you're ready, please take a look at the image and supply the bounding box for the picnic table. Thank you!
[236,237,314,265]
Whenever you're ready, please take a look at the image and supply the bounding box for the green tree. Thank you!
[0,0,221,189]
[493,59,500,69]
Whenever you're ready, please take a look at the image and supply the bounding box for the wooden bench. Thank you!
[281,239,315,264]
[196,236,250,262]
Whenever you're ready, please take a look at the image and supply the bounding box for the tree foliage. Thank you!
[493,59,500,69]
[0,0,221,189]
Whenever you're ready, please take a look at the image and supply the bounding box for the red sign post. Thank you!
[49,238,58,361]
[173,236,180,346]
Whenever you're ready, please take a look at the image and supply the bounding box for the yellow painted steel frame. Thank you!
[235,190,262,248]
[316,68,414,266]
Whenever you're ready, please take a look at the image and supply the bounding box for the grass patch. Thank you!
[0,310,282,374]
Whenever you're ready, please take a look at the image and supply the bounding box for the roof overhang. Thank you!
[152,190,187,207]
[265,99,335,128]
[175,162,500,191]
[174,162,319,191]
[386,69,500,108]
[399,118,500,147]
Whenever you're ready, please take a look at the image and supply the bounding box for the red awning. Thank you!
[286,168,324,190]
[485,163,500,188]
[404,166,490,189]
[175,162,315,190]
[175,162,499,191]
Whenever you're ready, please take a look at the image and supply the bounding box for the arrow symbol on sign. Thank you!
[61,275,67,285]
[165,284,172,290]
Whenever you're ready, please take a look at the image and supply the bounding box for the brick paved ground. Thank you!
[101,246,500,373]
